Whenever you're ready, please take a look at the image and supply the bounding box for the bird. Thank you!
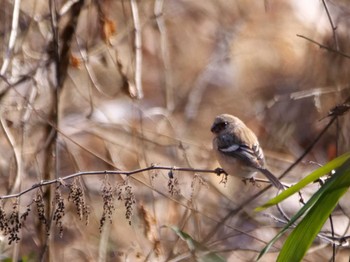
[211,114,284,190]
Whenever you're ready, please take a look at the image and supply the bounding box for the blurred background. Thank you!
[0,0,349,261]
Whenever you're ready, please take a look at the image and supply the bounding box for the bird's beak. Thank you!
[210,123,217,133]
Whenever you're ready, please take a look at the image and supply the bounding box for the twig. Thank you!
[154,0,174,111]
[278,116,336,180]
[296,34,350,59]
[49,0,59,88]
[184,31,231,120]
[0,0,21,75]
[56,0,84,88]
[279,95,350,181]
[130,0,144,99]
[329,213,336,261]
[0,166,227,200]
[6,78,116,168]
[0,116,23,196]
[321,0,339,50]
[0,74,31,99]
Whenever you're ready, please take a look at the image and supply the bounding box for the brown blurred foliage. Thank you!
[0,0,349,261]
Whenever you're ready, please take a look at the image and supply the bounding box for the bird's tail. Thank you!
[258,168,284,190]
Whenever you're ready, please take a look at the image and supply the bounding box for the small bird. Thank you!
[211,114,284,190]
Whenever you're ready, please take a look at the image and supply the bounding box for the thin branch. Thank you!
[154,0,174,111]
[0,166,227,200]
[0,74,31,97]
[296,34,350,59]
[185,31,231,120]
[321,0,339,50]
[278,116,336,180]
[49,0,59,88]
[0,0,21,75]
[279,95,350,181]
[329,213,336,262]
[6,80,115,168]
[0,116,23,196]
[130,0,144,99]
[56,0,84,88]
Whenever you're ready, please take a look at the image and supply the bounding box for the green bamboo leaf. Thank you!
[257,186,323,260]
[277,188,347,261]
[167,226,226,262]
[255,152,350,212]
[257,156,350,260]
[277,158,350,261]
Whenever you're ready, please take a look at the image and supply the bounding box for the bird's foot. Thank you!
[214,167,227,176]
[242,177,260,188]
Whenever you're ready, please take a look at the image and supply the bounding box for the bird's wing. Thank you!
[218,142,263,169]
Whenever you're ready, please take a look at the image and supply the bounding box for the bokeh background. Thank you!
[0,0,349,261]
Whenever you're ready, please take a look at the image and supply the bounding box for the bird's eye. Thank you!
[219,122,228,129]
[211,121,228,133]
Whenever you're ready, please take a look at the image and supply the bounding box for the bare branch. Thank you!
[0,116,23,195]
[154,0,174,111]
[0,166,227,200]
[321,0,339,50]
[130,0,144,99]
[56,0,84,88]
[0,0,21,75]
[296,34,350,59]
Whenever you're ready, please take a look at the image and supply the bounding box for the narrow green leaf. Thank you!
[257,156,350,260]
[257,186,323,260]
[255,152,350,212]
[167,226,226,262]
[277,159,350,261]
[168,226,196,251]
[277,188,347,261]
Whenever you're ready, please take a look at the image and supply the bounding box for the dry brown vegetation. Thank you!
[0,0,350,261]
